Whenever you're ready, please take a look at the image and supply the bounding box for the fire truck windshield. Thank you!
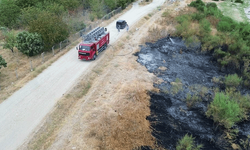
[79,45,90,51]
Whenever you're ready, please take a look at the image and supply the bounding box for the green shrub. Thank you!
[0,55,7,69]
[171,78,183,95]
[184,35,200,48]
[217,21,233,32]
[175,14,191,24]
[0,0,21,28]
[35,1,66,16]
[89,13,95,21]
[28,11,69,50]
[235,0,243,3]
[199,19,211,35]
[212,0,219,1]
[189,0,205,11]
[191,13,205,21]
[205,3,221,17]
[16,31,44,56]
[3,30,16,53]
[226,89,250,115]
[206,92,243,128]
[206,2,217,8]
[214,48,228,58]
[176,134,203,150]
[186,93,201,108]
[161,11,170,17]
[238,23,250,45]
[201,35,221,51]
[217,16,237,32]
[225,74,242,87]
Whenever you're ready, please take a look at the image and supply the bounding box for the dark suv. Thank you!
[116,20,127,30]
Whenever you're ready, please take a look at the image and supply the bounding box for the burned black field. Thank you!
[137,37,250,150]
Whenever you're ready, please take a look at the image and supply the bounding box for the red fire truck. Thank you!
[76,27,110,60]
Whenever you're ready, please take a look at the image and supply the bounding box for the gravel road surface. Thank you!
[0,0,165,149]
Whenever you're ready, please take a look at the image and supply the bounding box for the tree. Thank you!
[104,0,116,11]
[19,7,42,27]
[59,0,80,10]
[16,31,44,56]
[28,11,69,50]
[3,31,16,53]
[90,0,105,19]
[15,0,40,9]
[36,2,66,16]
[0,0,21,28]
[0,55,7,69]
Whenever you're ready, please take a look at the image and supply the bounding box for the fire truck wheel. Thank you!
[93,54,97,60]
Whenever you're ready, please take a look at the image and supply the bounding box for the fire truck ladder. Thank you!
[84,27,105,42]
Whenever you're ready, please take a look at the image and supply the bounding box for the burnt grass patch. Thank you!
[137,37,250,150]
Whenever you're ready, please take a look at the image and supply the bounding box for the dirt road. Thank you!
[0,1,166,150]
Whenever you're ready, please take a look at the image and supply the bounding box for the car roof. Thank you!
[117,20,126,23]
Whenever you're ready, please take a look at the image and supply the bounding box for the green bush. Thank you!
[186,93,201,108]
[35,1,66,16]
[217,21,233,32]
[199,19,211,35]
[175,14,191,24]
[104,0,116,11]
[191,13,205,21]
[16,31,44,56]
[238,23,250,45]
[0,0,21,28]
[19,7,42,27]
[214,48,228,58]
[171,78,183,95]
[89,13,96,21]
[189,0,205,12]
[176,134,203,150]
[161,11,170,17]
[225,88,250,115]
[206,2,217,8]
[206,92,243,128]
[201,35,221,51]
[3,31,16,53]
[28,11,69,50]
[205,3,221,17]
[0,55,7,69]
[225,74,242,87]
[15,0,41,9]
[235,0,243,3]
[217,16,237,32]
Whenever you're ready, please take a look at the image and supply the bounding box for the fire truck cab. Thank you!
[76,27,110,60]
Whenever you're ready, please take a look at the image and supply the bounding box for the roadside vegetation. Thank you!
[155,0,250,148]
[0,0,135,101]
[179,0,250,130]
[0,0,136,57]
[176,134,203,150]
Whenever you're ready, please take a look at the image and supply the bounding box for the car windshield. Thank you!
[79,45,90,51]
